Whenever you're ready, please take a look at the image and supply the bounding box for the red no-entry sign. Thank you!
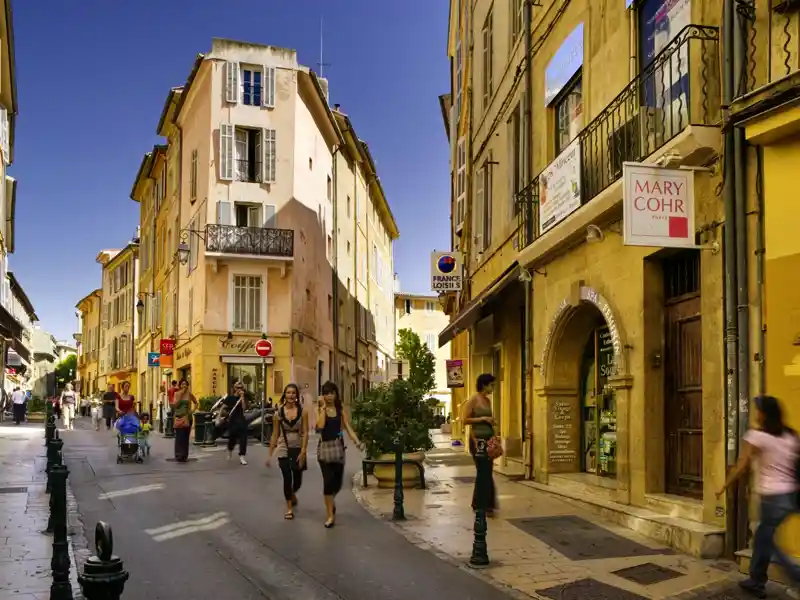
[255,339,273,358]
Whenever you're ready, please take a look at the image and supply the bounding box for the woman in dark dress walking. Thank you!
[101,383,119,431]
[171,379,197,462]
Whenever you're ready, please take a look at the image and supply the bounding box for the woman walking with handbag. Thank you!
[463,373,500,517]
[171,379,197,462]
[265,383,308,519]
[315,381,361,528]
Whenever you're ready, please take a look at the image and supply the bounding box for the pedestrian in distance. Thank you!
[221,382,249,465]
[139,413,152,457]
[265,383,309,520]
[315,380,362,528]
[101,383,119,431]
[463,373,499,517]
[60,383,78,430]
[90,395,102,431]
[171,379,197,462]
[116,380,136,418]
[10,387,25,425]
[717,394,800,598]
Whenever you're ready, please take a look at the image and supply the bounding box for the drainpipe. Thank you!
[754,146,765,395]
[732,0,751,553]
[523,0,534,480]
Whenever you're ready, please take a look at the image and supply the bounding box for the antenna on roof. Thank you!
[317,15,330,76]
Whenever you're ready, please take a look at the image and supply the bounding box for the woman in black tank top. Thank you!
[315,380,362,528]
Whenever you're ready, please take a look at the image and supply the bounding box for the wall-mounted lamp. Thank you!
[176,228,207,266]
[136,292,156,317]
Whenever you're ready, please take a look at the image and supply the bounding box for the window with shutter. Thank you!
[263,204,276,229]
[216,200,231,225]
[219,124,234,181]
[263,66,276,108]
[474,166,484,253]
[232,275,263,331]
[263,129,276,182]
[190,149,198,202]
[484,153,493,249]
[225,62,239,104]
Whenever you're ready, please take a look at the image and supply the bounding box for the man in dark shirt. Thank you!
[222,383,248,465]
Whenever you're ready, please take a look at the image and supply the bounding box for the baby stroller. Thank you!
[116,413,143,464]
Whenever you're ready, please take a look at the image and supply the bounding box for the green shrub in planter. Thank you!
[29,396,47,413]
[198,396,219,412]
[351,379,435,460]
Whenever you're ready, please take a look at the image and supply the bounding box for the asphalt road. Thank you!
[62,421,515,600]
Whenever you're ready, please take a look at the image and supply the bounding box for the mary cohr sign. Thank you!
[622,163,695,248]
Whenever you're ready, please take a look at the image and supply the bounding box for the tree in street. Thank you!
[54,354,77,389]
[395,328,436,396]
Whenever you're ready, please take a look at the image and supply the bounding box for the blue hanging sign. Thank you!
[544,23,584,106]
[147,352,160,368]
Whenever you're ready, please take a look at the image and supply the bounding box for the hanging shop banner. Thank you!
[622,163,695,248]
[160,354,173,369]
[147,352,161,368]
[159,338,175,355]
[430,251,463,292]
[538,138,582,235]
[445,359,465,388]
[544,23,584,105]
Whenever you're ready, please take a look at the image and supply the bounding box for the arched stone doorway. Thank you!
[536,286,632,503]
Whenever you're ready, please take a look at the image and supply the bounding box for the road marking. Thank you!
[145,512,230,542]
[98,483,165,500]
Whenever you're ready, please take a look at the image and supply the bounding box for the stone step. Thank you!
[519,479,726,559]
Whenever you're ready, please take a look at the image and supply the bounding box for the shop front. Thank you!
[172,332,291,402]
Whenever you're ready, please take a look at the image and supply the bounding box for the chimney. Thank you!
[334,103,340,111]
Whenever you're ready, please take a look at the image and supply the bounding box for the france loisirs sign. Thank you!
[622,163,695,248]
[430,251,463,292]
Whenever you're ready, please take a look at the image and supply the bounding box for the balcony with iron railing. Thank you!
[205,224,294,258]
[516,25,721,250]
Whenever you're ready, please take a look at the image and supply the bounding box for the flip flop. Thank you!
[284,512,294,520]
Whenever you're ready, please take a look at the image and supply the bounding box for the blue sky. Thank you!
[10,0,450,341]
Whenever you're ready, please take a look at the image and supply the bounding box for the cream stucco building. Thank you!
[395,292,451,411]
[122,38,399,404]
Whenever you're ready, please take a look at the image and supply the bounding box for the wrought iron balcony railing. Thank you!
[516,24,720,249]
[205,224,294,258]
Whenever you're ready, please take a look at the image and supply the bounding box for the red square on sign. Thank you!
[668,216,688,239]
[160,339,175,356]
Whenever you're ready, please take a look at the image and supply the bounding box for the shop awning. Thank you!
[438,263,521,348]
[8,337,29,365]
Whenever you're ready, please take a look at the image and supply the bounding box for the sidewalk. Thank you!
[0,423,88,600]
[354,441,795,600]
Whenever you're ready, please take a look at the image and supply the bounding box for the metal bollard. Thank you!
[46,436,64,494]
[392,439,405,521]
[468,439,490,568]
[49,464,73,599]
[203,419,216,446]
[163,414,175,438]
[78,522,129,600]
[45,413,57,445]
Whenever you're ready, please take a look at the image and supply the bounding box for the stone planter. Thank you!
[26,412,45,423]
[372,451,426,489]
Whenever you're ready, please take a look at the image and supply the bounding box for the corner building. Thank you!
[441,0,731,557]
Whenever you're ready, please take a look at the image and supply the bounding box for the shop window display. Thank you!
[580,325,618,477]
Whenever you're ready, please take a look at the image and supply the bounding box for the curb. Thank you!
[350,472,538,600]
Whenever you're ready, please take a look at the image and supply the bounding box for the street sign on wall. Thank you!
[147,352,160,368]
[430,251,463,292]
[622,163,695,248]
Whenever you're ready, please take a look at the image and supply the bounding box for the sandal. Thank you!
[324,518,335,528]
[284,511,294,520]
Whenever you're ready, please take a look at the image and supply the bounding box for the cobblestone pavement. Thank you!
[0,423,88,600]
[353,437,796,600]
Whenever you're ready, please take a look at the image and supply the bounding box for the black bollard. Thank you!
[45,413,56,445]
[203,419,216,446]
[49,463,73,599]
[392,439,405,521]
[164,414,175,438]
[46,437,64,494]
[468,439,490,568]
[158,404,164,434]
[78,522,129,600]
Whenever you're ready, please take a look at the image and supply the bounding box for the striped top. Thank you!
[275,405,304,458]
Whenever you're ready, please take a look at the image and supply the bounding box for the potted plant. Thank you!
[351,378,435,489]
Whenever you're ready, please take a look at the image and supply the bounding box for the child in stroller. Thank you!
[116,412,144,464]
